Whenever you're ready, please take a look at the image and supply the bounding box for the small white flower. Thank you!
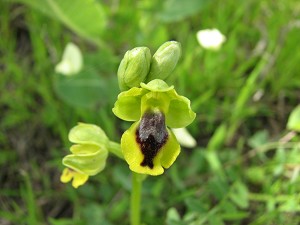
[55,42,83,76]
[196,28,226,50]
[172,128,197,148]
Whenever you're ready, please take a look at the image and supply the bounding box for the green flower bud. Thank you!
[61,123,109,188]
[146,41,181,82]
[118,47,151,91]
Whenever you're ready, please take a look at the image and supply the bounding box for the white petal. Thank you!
[196,28,226,50]
[55,42,83,75]
[55,60,72,76]
[172,128,197,148]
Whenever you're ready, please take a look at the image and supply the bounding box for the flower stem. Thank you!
[131,172,143,225]
[107,141,124,159]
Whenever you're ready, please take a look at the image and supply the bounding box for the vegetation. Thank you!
[1,0,300,224]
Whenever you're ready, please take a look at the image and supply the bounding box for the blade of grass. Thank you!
[20,170,41,225]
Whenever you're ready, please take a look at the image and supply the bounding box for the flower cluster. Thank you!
[60,41,196,187]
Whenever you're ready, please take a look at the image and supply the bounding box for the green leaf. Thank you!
[49,218,80,225]
[53,68,108,108]
[82,203,110,225]
[15,0,106,46]
[208,178,229,200]
[14,0,54,18]
[278,197,300,212]
[248,130,269,149]
[166,207,181,224]
[205,151,222,172]
[207,124,227,151]
[245,166,266,184]
[229,181,249,209]
[221,212,249,220]
[208,216,225,225]
[158,0,209,22]
[287,105,300,131]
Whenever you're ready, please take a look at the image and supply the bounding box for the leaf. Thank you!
[208,177,229,200]
[221,212,249,220]
[229,181,249,209]
[278,197,300,212]
[184,197,209,213]
[49,218,81,225]
[108,197,129,221]
[53,68,108,108]
[247,130,269,149]
[82,203,111,225]
[15,0,55,18]
[245,166,265,184]
[205,151,222,172]
[166,207,181,225]
[14,0,106,45]
[208,216,225,225]
[287,105,300,132]
[158,0,209,22]
[207,124,227,151]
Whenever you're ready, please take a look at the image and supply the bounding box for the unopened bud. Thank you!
[147,41,181,82]
[118,47,151,91]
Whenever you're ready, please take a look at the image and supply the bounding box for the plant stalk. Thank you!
[107,141,124,159]
[130,172,143,225]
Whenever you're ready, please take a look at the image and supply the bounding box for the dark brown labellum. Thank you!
[136,111,168,169]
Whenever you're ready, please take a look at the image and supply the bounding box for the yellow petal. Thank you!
[60,168,89,188]
[72,172,89,188]
[60,168,73,183]
[121,122,164,176]
[160,129,181,168]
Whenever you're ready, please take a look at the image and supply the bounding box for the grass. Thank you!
[1,0,300,224]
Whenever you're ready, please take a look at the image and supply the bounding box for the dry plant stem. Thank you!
[131,172,143,225]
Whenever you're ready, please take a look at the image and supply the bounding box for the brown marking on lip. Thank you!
[136,111,168,169]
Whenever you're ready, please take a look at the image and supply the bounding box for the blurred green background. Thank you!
[1,0,300,224]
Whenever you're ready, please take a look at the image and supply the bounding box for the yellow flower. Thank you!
[113,79,196,175]
[60,168,89,188]
[61,123,109,188]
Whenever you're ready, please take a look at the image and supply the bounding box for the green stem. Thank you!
[107,141,124,159]
[131,172,143,225]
